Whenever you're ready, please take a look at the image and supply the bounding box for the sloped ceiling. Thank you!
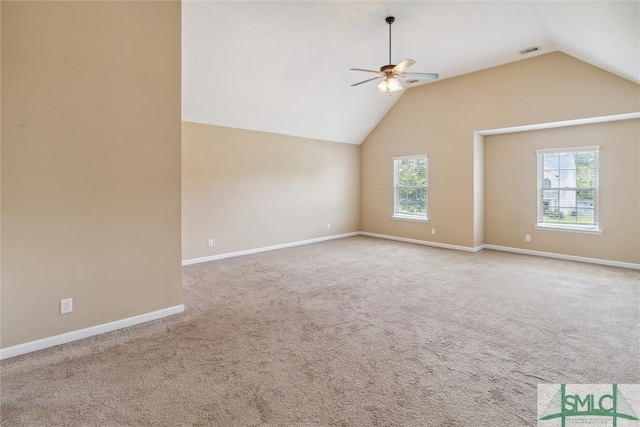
[182,1,639,145]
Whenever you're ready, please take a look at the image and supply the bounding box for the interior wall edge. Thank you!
[475,111,640,136]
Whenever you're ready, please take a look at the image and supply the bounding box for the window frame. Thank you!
[535,146,601,234]
[392,155,428,222]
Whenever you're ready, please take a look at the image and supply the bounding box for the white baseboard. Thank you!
[184,232,637,269]
[482,244,640,270]
[0,304,185,360]
[182,232,361,266]
[359,231,480,252]
[4,236,635,360]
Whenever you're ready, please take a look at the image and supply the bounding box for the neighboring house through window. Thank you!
[393,155,427,221]
[536,146,599,232]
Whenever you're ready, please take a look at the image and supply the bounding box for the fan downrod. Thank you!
[385,16,396,66]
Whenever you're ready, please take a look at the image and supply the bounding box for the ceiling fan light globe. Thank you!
[377,76,403,92]
[388,77,403,91]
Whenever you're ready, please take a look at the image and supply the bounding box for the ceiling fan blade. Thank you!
[351,76,383,87]
[402,72,439,80]
[392,59,416,73]
[350,68,383,75]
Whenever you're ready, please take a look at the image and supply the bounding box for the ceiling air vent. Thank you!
[519,46,540,55]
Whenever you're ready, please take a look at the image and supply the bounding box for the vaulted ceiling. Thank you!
[182,1,639,145]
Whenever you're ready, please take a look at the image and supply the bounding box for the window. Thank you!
[393,155,427,221]
[536,147,599,232]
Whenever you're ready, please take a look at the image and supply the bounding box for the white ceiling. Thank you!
[182,1,639,145]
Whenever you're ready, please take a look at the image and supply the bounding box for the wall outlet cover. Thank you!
[61,298,73,314]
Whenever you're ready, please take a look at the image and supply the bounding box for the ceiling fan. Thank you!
[350,16,439,94]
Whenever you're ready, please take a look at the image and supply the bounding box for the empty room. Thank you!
[1,1,639,425]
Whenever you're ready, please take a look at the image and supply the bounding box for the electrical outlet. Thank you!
[431,229,436,235]
[327,224,331,230]
[60,298,73,314]
[525,235,531,242]
[207,239,214,247]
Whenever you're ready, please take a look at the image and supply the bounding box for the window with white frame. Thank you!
[393,155,427,221]
[536,147,599,231]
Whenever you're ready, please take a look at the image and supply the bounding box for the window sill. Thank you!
[534,224,602,235]
[392,214,429,223]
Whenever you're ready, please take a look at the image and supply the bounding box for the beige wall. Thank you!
[360,52,639,259]
[182,122,360,261]
[485,120,639,263]
[1,1,183,348]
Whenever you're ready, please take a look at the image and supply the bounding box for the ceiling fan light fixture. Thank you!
[377,76,403,93]
[350,16,438,92]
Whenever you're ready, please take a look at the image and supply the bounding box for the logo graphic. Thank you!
[538,384,639,427]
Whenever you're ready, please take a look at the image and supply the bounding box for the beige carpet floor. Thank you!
[1,236,638,426]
